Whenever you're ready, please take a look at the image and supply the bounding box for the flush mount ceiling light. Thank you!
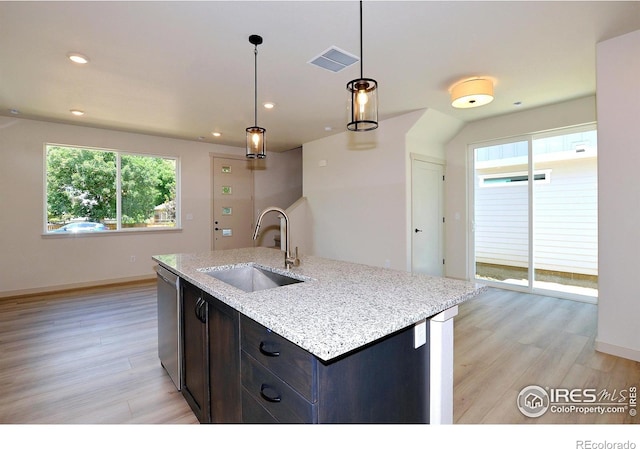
[246,34,266,159]
[67,52,89,64]
[346,0,378,132]
[450,78,494,109]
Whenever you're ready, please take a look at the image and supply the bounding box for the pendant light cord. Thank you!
[254,45,258,127]
[359,0,364,79]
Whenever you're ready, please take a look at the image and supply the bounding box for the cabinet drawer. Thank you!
[241,389,279,424]
[240,315,315,401]
[241,351,315,423]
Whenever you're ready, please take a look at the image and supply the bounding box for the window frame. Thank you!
[43,143,181,236]
[478,169,551,188]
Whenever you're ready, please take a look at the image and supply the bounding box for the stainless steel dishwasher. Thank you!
[156,265,181,390]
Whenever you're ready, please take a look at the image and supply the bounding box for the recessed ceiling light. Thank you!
[514,101,523,107]
[70,109,85,116]
[263,102,275,110]
[212,132,222,137]
[9,108,20,115]
[67,52,90,64]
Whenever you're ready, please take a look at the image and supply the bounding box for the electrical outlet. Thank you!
[130,255,136,263]
[414,320,427,349]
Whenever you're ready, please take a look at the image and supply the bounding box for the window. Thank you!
[479,170,550,187]
[45,144,179,233]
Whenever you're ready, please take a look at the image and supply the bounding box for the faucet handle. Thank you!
[286,246,300,268]
[292,246,300,267]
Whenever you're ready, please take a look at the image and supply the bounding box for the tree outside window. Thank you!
[46,145,178,232]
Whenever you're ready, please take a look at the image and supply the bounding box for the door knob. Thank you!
[415,228,423,233]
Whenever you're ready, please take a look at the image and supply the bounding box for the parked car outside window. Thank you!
[52,222,107,233]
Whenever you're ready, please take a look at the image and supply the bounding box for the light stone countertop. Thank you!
[153,247,486,362]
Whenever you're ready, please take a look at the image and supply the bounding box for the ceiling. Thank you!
[1,1,639,152]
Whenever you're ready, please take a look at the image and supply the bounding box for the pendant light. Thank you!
[246,34,266,159]
[347,0,378,131]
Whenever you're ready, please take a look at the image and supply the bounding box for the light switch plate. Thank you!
[414,320,427,348]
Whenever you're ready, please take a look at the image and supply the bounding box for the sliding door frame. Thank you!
[467,126,597,304]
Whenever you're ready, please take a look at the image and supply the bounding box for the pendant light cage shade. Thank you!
[347,78,378,131]
[246,126,266,159]
[451,78,494,109]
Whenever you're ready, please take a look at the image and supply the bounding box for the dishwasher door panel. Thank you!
[157,266,181,390]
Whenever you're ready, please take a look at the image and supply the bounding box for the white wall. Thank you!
[302,109,460,271]
[252,147,303,248]
[0,117,301,296]
[595,30,640,361]
[444,96,597,280]
[303,112,419,269]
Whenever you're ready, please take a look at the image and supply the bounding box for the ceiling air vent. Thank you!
[308,46,359,73]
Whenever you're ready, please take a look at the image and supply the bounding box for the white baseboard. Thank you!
[0,274,156,299]
[595,339,640,362]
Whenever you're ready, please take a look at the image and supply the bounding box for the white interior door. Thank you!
[411,158,444,276]
[212,157,254,250]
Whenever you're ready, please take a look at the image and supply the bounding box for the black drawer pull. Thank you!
[260,384,281,403]
[195,297,206,323]
[259,341,280,357]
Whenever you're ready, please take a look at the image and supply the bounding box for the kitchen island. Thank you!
[153,247,485,424]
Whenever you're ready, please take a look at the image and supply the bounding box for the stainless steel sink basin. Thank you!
[200,264,304,292]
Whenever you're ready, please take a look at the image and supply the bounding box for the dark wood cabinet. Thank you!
[315,323,430,423]
[181,281,209,423]
[240,314,430,424]
[181,281,241,424]
[180,279,430,424]
[207,294,241,423]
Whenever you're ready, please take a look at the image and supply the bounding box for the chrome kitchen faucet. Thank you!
[253,206,300,269]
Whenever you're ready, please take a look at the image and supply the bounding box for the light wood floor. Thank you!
[454,287,639,424]
[0,282,198,424]
[1,283,637,424]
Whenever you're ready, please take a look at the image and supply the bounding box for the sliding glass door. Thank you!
[471,125,598,301]
[473,138,530,289]
[531,128,598,297]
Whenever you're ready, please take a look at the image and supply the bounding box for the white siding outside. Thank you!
[475,150,597,276]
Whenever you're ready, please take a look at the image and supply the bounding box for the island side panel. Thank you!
[316,322,430,424]
[429,306,458,424]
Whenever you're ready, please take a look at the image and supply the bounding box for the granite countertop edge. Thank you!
[153,247,486,362]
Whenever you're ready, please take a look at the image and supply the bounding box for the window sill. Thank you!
[42,227,183,238]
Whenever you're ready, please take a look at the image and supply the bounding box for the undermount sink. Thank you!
[200,264,304,292]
